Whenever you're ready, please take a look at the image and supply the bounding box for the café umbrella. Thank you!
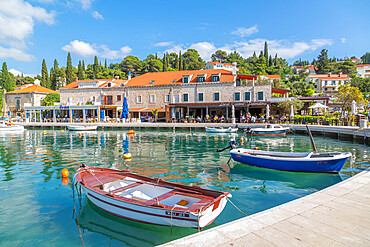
[120,97,129,120]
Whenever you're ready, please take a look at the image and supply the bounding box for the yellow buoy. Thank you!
[62,130,64,132]
[123,153,132,159]
[127,130,135,135]
[240,137,244,143]
[43,130,47,133]
[61,168,69,178]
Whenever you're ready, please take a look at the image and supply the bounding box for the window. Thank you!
[257,92,264,101]
[174,95,179,103]
[165,95,169,102]
[183,93,188,102]
[214,92,220,101]
[325,81,328,86]
[107,82,111,87]
[137,95,142,103]
[150,95,155,103]
[197,75,205,82]
[245,92,251,101]
[117,95,121,101]
[16,98,21,111]
[234,92,240,101]
[198,93,204,102]
[149,80,155,84]
[104,95,113,105]
[183,76,189,83]
[211,74,220,82]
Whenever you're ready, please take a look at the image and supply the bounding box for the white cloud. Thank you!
[62,40,132,59]
[231,25,259,37]
[154,41,173,47]
[340,38,346,43]
[163,38,333,61]
[9,68,36,77]
[0,0,55,49]
[62,40,97,57]
[92,11,103,20]
[0,45,35,61]
[68,0,93,10]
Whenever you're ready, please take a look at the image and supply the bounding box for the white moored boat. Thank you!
[0,121,25,131]
[205,127,238,133]
[74,165,231,228]
[67,125,98,131]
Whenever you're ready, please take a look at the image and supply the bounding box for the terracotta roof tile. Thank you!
[7,85,58,94]
[60,78,127,89]
[258,75,280,79]
[125,69,235,87]
[208,61,233,67]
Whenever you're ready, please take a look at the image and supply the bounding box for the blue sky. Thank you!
[1,0,369,76]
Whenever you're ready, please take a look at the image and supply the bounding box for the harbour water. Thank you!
[0,129,369,246]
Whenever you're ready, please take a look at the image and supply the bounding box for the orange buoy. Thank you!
[79,133,82,138]
[61,168,69,178]
[128,133,135,138]
[240,137,244,143]
[123,153,132,159]
[253,147,260,150]
[127,130,135,135]
[62,177,69,185]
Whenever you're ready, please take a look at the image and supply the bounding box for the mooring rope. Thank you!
[72,183,85,247]
[226,197,248,216]
[169,206,176,241]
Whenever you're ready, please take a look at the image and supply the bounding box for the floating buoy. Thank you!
[79,133,82,138]
[127,130,135,135]
[240,137,244,143]
[62,177,69,185]
[61,168,69,178]
[128,133,135,138]
[61,130,64,132]
[123,153,132,159]
[253,147,260,150]
[43,130,47,133]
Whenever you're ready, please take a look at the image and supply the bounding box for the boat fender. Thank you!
[61,168,69,178]
[123,153,132,159]
[127,130,135,135]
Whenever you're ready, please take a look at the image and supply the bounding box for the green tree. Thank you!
[361,52,370,64]
[278,99,304,115]
[119,55,144,76]
[211,50,227,62]
[93,56,99,78]
[104,59,107,68]
[1,62,15,91]
[179,51,183,71]
[182,49,205,70]
[42,93,60,106]
[253,56,267,75]
[41,59,50,88]
[264,41,269,66]
[143,54,162,72]
[351,77,370,93]
[335,85,368,110]
[66,52,74,84]
[162,53,168,72]
[50,59,60,90]
[316,49,330,74]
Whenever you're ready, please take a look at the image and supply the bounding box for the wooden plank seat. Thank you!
[107,182,142,194]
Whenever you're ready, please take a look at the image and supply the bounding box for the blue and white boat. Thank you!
[244,124,289,136]
[229,148,351,173]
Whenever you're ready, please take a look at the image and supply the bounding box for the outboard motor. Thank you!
[217,140,239,152]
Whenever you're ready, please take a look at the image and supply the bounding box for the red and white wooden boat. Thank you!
[74,165,231,228]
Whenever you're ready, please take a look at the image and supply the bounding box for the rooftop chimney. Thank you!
[115,76,119,80]
[127,72,132,81]
[232,62,237,76]
[75,77,78,82]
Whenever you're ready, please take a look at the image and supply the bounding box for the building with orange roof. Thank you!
[204,61,236,72]
[355,64,370,78]
[5,80,59,119]
[58,66,277,123]
[305,73,350,95]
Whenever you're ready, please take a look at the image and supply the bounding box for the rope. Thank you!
[198,206,203,232]
[169,206,176,241]
[226,197,248,216]
[72,181,85,247]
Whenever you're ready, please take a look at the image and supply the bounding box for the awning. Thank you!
[272,87,291,94]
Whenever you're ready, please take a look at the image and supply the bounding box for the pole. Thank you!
[306,125,317,153]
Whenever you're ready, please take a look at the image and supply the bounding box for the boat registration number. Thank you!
[165,211,190,218]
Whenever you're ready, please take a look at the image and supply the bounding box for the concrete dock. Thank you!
[160,169,370,247]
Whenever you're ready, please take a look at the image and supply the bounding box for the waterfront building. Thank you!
[204,61,235,72]
[257,75,281,84]
[5,80,58,120]
[356,64,370,78]
[305,73,350,95]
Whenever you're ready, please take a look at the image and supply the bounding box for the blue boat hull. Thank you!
[230,152,350,173]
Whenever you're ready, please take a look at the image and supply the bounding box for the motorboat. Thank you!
[205,127,238,133]
[67,125,98,131]
[244,124,289,136]
[74,165,231,228]
[229,148,351,173]
[0,121,25,131]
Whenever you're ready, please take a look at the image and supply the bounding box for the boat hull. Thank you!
[0,125,25,131]
[230,149,351,173]
[81,186,228,228]
[246,127,289,136]
[206,127,238,133]
[67,125,98,131]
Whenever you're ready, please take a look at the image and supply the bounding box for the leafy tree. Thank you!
[335,85,368,110]
[335,60,357,76]
[41,59,50,88]
[1,62,15,91]
[286,80,314,96]
[93,56,99,78]
[42,93,60,106]
[361,52,370,64]
[162,53,168,72]
[119,55,144,76]
[182,49,205,70]
[316,49,330,74]
[50,59,60,90]
[211,50,227,62]
[252,56,267,75]
[351,77,370,94]
[277,99,304,115]
[66,52,74,84]
[143,54,162,72]
[179,51,183,71]
[104,59,107,68]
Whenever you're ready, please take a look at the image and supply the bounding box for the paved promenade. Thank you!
[161,169,370,247]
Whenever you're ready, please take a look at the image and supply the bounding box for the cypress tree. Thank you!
[179,51,183,71]
[82,60,85,73]
[93,56,99,78]
[162,54,167,72]
[51,59,59,90]
[274,54,278,66]
[253,51,257,59]
[41,59,49,88]
[66,52,73,84]
[104,59,107,68]
[77,60,84,79]
[259,51,263,58]
[50,68,54,89]
[182,57,186,70]
[269,55,273,67]
[166,53,170,70]
[175,54,179,70]
[1,62,14,92]
[264,41,268,66]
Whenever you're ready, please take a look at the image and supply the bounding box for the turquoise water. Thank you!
[0,129,369,246]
